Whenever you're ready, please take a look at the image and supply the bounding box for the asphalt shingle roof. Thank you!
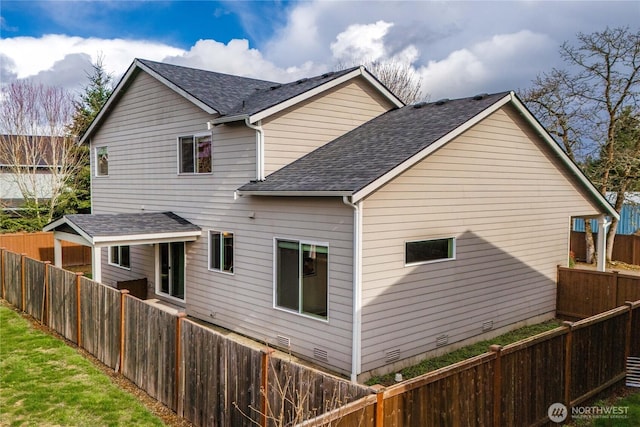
[238,92,511,194]
[61,212,200,237]
[138,59,359,118]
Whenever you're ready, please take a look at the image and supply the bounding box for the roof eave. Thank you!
[238,190,353,197]
[79,59,219,145]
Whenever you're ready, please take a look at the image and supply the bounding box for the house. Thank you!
[573,192,640,235]
[0,135,62,214]
[44,59,617,381]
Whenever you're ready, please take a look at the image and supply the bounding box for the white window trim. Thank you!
[404,237,456,267]
[176,132,213,175]
[95,146,109,177]
[208,229,234,275]
[108,245,131,270]
[154,242,186,303]
[272,237,330,323]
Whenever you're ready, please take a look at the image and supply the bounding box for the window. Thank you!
[96,146,108,176]
[275,239,328,319]
[109,245,130,269]
[178,134,211,174]
[209,230,234,273]
[405,238,455,265]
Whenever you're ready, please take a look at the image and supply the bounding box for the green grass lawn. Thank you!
[366,319,563,386]
[0,303,165,427]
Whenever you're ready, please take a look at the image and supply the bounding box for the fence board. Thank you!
[24,257,46,322]
[3,251,22,307]
[0,232,91,266]
[570,231,640,265]
[80,277,121,369]
[48,266,78,343]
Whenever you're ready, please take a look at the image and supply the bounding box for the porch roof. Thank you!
[43,212,201,247]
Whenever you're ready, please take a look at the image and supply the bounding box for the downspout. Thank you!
[596,215,612,272]
[245,118,265,181]
[343,196,362,383]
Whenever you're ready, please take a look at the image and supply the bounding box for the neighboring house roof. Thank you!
[44,212,202,246]
[238,91,619,219]
[79,59,403,144]
[0,134,64,167]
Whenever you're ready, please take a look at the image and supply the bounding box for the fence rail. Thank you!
[0,248,371,427]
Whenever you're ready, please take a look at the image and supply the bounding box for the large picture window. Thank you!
[178,134,211,174]
[109,245,130,269]
[209,230,234,273]
[405,237,455,265]
[96,146,108,176]
[275,239,328,319]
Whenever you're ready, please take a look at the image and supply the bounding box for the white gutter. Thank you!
[245,118,265,181]
[342,196,363,383]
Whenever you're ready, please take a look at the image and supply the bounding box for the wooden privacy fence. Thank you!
[302,303,640,427]
[0,231,91,267]
[557,266,640,319]
[0,248,371,427]
[571,231,640,266]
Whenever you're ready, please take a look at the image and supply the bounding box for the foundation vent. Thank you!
[482,320,494,332]
[313,348,328,361]
[436,334,449,347]
[627,357,640,387]
[276,335,291,348]
[385,349,401,363]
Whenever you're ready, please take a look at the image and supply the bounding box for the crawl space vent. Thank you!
[385,349,401,363]
[627,357,640,387]
[313,348,328,361]
[276,335,291,348]
[436,334,449,347]
[482,320,494,332]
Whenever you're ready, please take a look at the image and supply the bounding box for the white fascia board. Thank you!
[43,217,95,244]
[52,231,94,247]
[93,230,202,247]
[237,190,352,197]
[508,92,620,220]
[351,93,512,203]
[210,114,249,125]
[248,67,404,124]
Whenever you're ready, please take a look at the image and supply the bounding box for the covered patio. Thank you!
[43,212,201,283]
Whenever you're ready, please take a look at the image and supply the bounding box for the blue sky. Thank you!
[1,1,639,100]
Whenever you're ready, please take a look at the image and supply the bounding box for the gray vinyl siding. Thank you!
[359,105,602,372]
[89,70,355,374]
[262,77,395,175]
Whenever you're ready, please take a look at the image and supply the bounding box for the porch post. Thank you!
[596,215,611,272]
[53,238,63,268]
[92,246,102,283]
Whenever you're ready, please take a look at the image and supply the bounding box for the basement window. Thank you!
[405,237,455,266]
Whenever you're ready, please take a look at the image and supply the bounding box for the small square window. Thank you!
[405,238,455,265]
[96,146,108,176]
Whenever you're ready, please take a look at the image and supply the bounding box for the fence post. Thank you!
[613,270,620,306]
[261,347,275,427]
[119,289,129,373]
[0,248,5,299]
[75,272,83,347]
[625,302,634,361]
[20,253,27,311]
[41,261,50,325]
[563,321,573,411]
[371,384,385,427]
[175,312,187,415]
[490,345,502,427]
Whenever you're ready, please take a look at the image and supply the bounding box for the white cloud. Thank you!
[330,20,394,64]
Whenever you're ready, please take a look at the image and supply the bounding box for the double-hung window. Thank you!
[109,245,130,269]
[178,133,211,174]
[275,239,328,320]
[209,230,234,273]
[405,237,455,266]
